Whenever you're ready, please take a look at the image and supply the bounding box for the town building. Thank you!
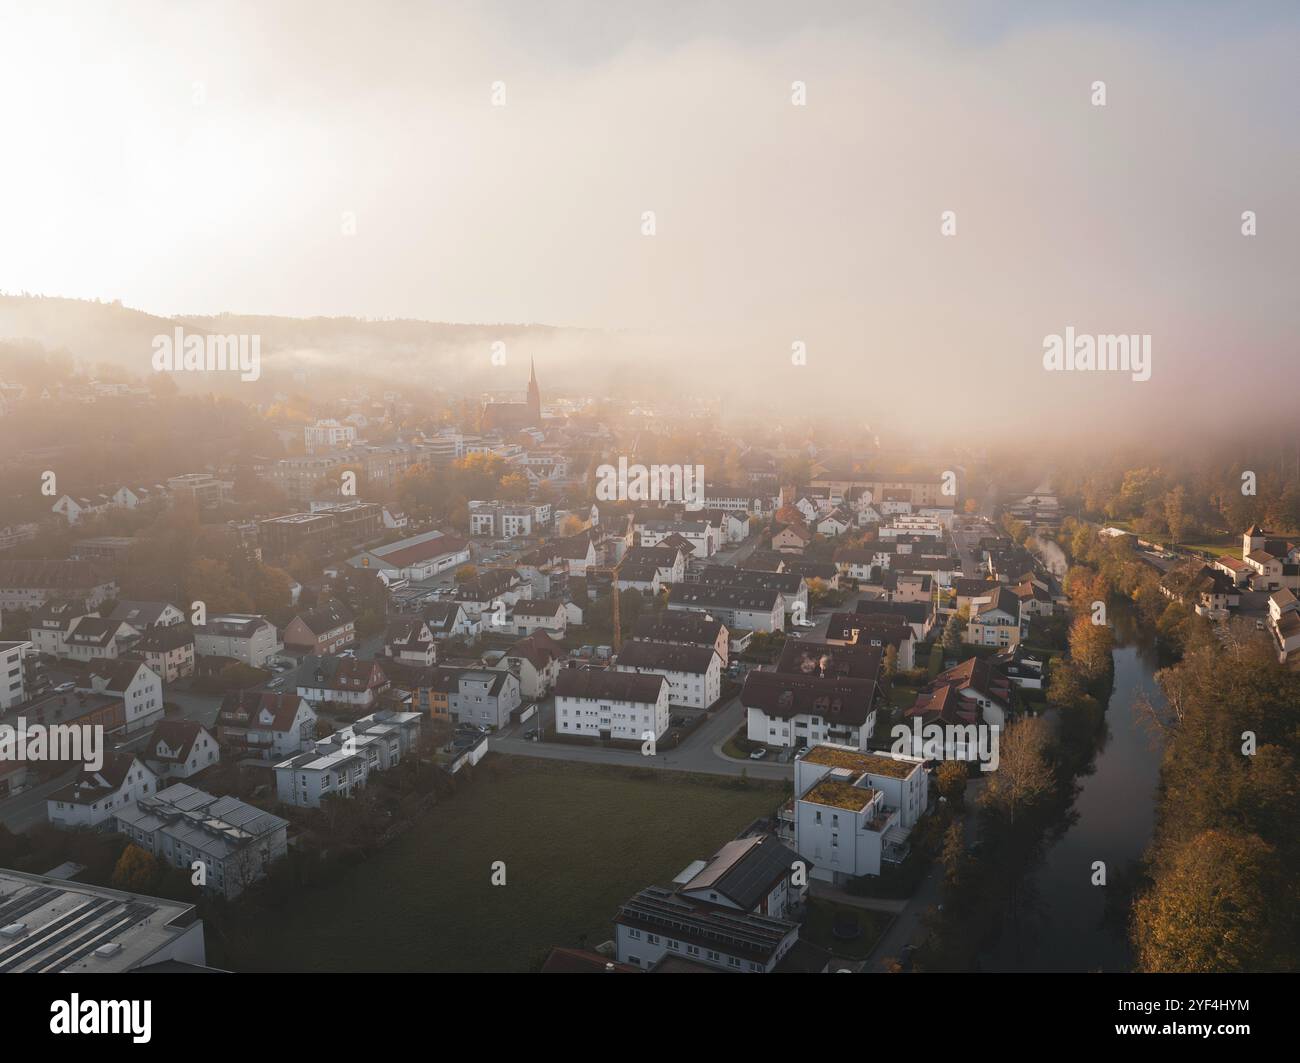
[283,599,356,656]
[141,719,220,781]
[0,639,39,711]
[46,753,159,829]
[274,709,423,807]
[132,624,196,682]
[442,666,522,729]
[787,744,929,883]
[304,418,358,452]
[742,669,882,751]
[384,618,437,666]
[631,610,729,666]
[667,585,783,633]
[216,691,318,760]
[348,530,471,581]
[965,586,1027,649]
[613,885,814,973]
[495,631,566,699]
[0,868,209,972]
[0,559,116,612]
[468,500,553,538]
[194,614,282,667]
[508,598,568,637]
[296,655,390,709]
[555,668,669,741]
[84,660,165,734]
[113,783,289,900]
[611,640,721,709]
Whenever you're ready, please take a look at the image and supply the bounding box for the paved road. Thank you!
[0,768,79,833]
[864,776,986,971]
[0,683,224,834]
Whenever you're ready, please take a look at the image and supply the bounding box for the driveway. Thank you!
[863,776,986,971]
[489,693,791,781]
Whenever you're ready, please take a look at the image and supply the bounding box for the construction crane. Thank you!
[589,554,627,652]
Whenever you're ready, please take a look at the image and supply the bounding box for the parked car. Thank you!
[53,682,75,693]
[749,748,768,761]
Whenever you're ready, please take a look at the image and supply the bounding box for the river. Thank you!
[981,611,1167,971]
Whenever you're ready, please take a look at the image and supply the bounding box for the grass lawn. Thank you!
[221,757,783,973]
[802,897,893,960]
[722,725,760,759]
[1179,540,1238,558]
[890,685,920,709]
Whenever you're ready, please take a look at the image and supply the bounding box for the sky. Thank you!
[1,0,1297,432]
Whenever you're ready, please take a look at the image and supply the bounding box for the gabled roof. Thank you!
[512,598,565,618]
[370,532,468,568]
[146,719,211,764]
[218,691,312,732]
[108,600,181,628]
[852,600,931,625]
[65,616,127,647]
[615,640,718,675]
[502,631,566,670]
[679,835,801,911]
[555,668,666,704]
[740,669,878,725]
[299,655,389,692]
[135,624,196,652]
[456,569,521,601]
[972,586,1021,619]
[776,639,883,681]
[47,752,148,806]
[293,598,354,635]
[667,584,781,612]
[631,610,725,645]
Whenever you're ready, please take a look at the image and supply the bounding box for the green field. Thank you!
[1179,540,1238,558]
[223,757,784,972]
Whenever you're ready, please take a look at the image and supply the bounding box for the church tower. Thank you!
[527,357,541,423]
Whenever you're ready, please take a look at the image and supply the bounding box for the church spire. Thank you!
[526,356,541,421]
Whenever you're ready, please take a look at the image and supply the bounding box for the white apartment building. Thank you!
[47,753,159,829]
[82,661,165,734]
[304,418,358,453]
[637,519,719,558]
[195,614,282,667]
[612,641,721,709]
[555,668,670,741]
[113,783,289,900]
[468,500,552,538]
[614,885,804,973]
[0,640,35,711]
[142,720,220,781]
[790,745,929,883]
[274,709,422,808]
[446,668,522,729]
[965,586,1027,649]
[667,585,784,633]
[509,599,567,637]
[742,670,879,751]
